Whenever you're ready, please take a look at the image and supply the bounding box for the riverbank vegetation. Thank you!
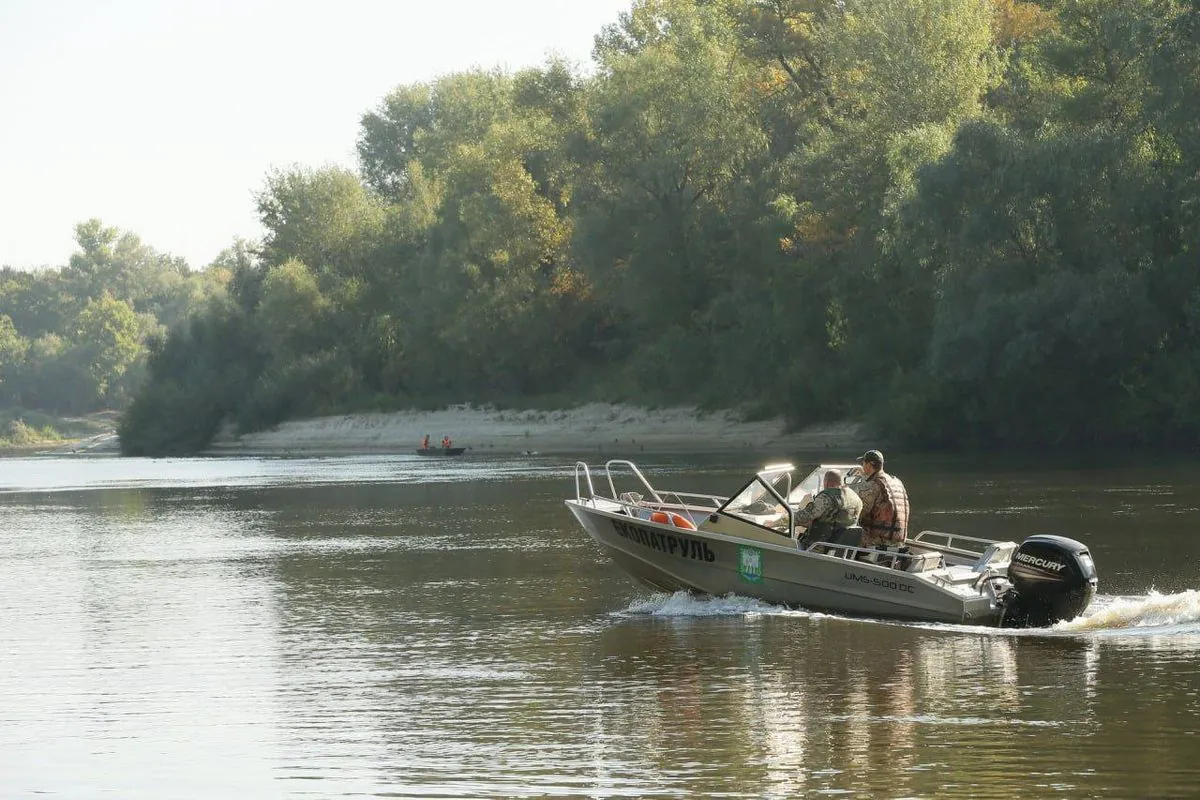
[0,409,115,450]
[7,0,1200,456]
[0,221,227,443]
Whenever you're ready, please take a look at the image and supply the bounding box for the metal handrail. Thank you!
[663,491,725,508]
[574,461,597,503]
[575,460,718,513]
[809,541,905,562]
[911,530,1007,558]
[808,540,953,572]
[603,459,663,504]
[600,460,726,508]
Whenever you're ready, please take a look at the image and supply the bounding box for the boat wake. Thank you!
[1055,589,1200,633]
[622,591,814,618]
[620,589,1200,636]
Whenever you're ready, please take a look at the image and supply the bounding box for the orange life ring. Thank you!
[649,511,698,530]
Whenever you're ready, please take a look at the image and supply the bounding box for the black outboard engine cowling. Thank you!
[1000,535,1098,628]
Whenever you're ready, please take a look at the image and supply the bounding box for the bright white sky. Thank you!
[0,0,632,270]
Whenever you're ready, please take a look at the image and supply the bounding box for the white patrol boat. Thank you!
[566,460,1098,627]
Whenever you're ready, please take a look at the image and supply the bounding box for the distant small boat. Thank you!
[416,447,466,456]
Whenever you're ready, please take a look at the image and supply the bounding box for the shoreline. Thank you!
[207,403,872,457]
[2,431,120,457]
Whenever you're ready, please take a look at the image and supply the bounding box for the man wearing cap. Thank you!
[794,468,863,549]
[852,450,910,548]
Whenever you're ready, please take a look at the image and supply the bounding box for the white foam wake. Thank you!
[623,591,810,618]
[620,589,1200,635]
[1055,590,1200,632]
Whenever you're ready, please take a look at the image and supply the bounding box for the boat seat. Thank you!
[829,525,864,547]
[804,525,863,557]
[902,551,944,573]
[858,545,944,573]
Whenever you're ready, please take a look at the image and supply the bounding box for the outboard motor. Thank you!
[999,535,1098,628]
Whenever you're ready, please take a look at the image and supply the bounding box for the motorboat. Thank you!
[566,460,1098,627]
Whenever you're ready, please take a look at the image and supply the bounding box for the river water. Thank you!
[2,451,1199,798]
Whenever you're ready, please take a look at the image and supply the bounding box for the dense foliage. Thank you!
[47,0,1200,454]
[0,220,227,419]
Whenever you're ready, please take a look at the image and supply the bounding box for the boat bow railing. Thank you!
[603,460,663,504]
[573,460,724,514]
[574,461,599,504]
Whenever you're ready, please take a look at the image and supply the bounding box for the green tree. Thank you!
[119,299,264,455]
[0,314,29,395]
[256,166,387,284]
[356,62,592,399]
[762,0,1002,421]
[578,0,773,390]
[256,259,331,357]
[71,293,146,406]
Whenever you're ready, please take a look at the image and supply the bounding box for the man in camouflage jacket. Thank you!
[795,469,863,549]
[852,450,910,547]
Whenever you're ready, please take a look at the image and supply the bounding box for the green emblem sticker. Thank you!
[738,545,763,584]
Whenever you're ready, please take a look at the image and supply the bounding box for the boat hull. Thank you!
[567,500,999,626]
[416,447,466,456]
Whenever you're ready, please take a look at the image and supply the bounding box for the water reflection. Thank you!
[597,596,1200,798]
[1,455,1200,798]
[0,501,282,797]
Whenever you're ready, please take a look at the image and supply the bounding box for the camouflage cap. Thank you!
[858,449,884,467]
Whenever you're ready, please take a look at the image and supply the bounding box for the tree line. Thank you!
[45,0,1200,455]
[0,220,227,421]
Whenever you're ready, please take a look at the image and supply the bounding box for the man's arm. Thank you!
[794,493,832,527]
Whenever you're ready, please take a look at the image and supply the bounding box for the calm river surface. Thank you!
[2,451,1199,799]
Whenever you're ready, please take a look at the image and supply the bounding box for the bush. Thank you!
[0,417,62,447]
[5,419,36,445]
[118,381,225,456]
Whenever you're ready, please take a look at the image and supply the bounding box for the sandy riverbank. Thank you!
[207,403,872,457]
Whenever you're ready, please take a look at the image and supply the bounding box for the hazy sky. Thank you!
[0,0,632,270]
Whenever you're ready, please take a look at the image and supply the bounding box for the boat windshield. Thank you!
[721,467,794,532]
[718,464,866,532]
[786,464,865,505]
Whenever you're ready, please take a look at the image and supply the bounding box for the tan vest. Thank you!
[864,472,909,543]
[806,487,862,543]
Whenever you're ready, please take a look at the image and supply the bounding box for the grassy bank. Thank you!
[0,409,116,452]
